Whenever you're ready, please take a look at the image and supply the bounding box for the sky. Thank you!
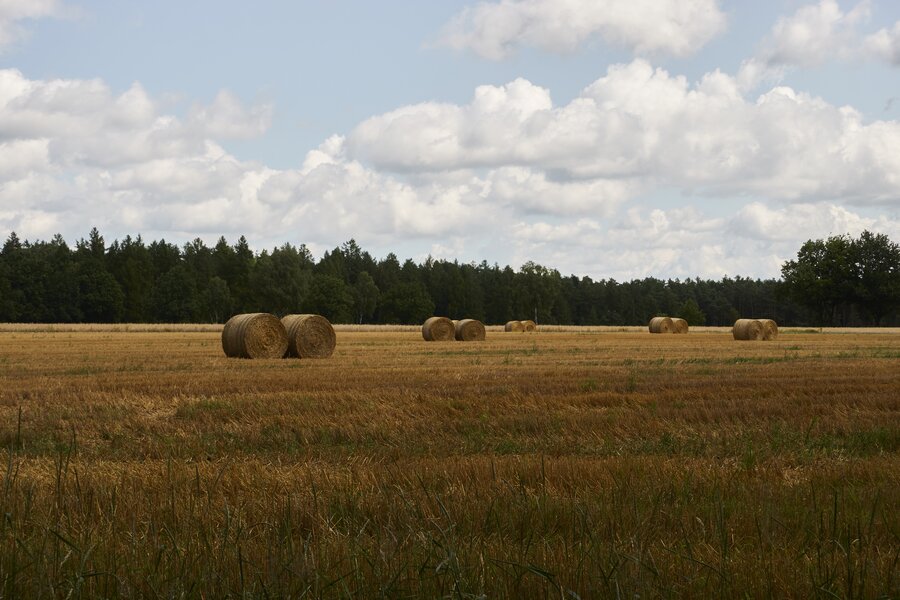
[1,0,899,280]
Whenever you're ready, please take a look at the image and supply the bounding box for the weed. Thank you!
[580,378,599,392]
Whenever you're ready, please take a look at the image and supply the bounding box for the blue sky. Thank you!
[1,0,899,279]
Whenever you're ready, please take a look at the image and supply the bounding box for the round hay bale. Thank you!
[222,313,288,359]
[760,319,779,341]
[673,318,689,334]
[648,316,674,334]
[422,317,455,341]
[733,319,764,341]
[455,319,486,341]
[504,320,524,332]
[521,319,537,332]
[282,314,336,358]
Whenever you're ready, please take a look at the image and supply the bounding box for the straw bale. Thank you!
[504,320,524,332]
[673,318,689,334]
[648,316,675,334]
[455,319,486,341]
[221,313,288,359]
[733,319,764,341]
[422,316,455,341]
[760,319,779,340]
[521,319,537,332]
[282,314,336,358]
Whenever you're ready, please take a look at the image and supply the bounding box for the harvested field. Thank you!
[2,323,898,334]
[0,328,898,597]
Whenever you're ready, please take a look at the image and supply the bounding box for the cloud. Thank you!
[509,210,759,280]
[0,0,66,50]
[0,138,48,179]
[509,203,900,280]
[348,60,900,205]
[0,68,498,250]
[865,20,900,65]
[1,66,898,281]
[437,0,726,60]
[0,68,282,239]
[730,201,900,242]
[186,91,273,140]
[0,69,271,169]
[764,0,869,67]
[485,167,637,217]
[737,1,900,89]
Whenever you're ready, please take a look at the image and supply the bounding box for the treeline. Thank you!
[781,231,900,327]
[1,229,897,326]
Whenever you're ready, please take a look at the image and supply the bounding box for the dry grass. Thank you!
[0,328,898,597]
[3,323,899,334]
[0,323,226,332]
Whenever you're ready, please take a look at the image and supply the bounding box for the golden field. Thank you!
[0,327,898,598]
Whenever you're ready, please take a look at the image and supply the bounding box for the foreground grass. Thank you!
[0,330,898,598]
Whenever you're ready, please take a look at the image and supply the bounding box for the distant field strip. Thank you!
[0,329,897,597]
[2,323,899,334]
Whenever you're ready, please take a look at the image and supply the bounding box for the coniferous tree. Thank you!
[0,233,24,321]
[108,235,154,322]
[677,298,706,326]
[353,272,379,324]
[203,276,233,323]
[148,240,182,278]
[305,274,354,323]
[223,236,256,312]
[1,228,897,327]
[152,264,198,322]
[252,244,312,315]
[71,229,125,322]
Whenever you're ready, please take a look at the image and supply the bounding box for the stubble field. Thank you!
[0,327,898,598]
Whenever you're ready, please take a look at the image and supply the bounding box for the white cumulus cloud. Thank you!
[765,0,869,67]
[510,203,900,280]
[730,201,900,242]
[0,69,271,169]
[737,1,900,89]
[0,0,66,50]
[865,20,900,65]
[348,60,900,206]
[437,0,726,59]
[1,65,899,280]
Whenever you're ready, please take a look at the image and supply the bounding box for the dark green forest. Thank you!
[1,229,897,327]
